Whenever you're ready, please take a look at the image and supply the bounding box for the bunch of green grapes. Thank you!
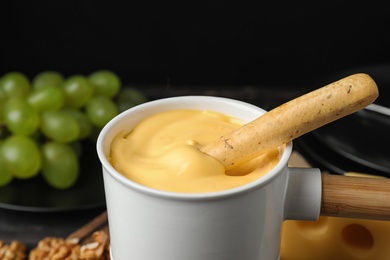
[0,70,148,189]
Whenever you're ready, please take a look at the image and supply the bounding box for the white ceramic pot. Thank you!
[97,96,321,260]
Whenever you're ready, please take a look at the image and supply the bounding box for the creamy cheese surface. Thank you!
[109,109,282,193]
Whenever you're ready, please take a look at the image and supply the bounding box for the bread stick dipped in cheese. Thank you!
[200,73,379,173]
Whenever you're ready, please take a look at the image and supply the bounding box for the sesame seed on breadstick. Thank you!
[200,73,379,171]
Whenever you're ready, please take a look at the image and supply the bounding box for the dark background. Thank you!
[2,1,389,91]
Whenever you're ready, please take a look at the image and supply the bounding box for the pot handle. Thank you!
[321,173,390,221]
[284,167,322,221]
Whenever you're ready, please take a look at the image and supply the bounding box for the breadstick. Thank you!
[200,73,379,171]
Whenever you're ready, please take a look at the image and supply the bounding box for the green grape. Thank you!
[62,75,94,108]
[1,135,41,179]
[0,142,13,186]
[86,95,119,128]
[0,72,31,99]
[88,70,121,98]
[41,141,79,189]
[27,85,65,112]
[117,87,148,112]
[40,110,80,143]
[4,98,39,136]
[63,108,92,139]
[32,71,64,89]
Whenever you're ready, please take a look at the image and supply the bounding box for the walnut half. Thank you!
[0,240,27,260]
[28,237,81,260]
[79,231,110,260]
[28,230,110,260]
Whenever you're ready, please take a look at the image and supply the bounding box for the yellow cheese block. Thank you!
[281,216,390,260]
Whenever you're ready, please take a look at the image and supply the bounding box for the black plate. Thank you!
[295,132,389,177]
[0,140,106,212]
[309,109,390,175]
[295,64,390,177]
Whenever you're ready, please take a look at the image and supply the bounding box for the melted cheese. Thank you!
[109,109,281,193]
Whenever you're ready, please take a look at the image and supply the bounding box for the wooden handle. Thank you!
[321,174,390,221]
[200,73,379,170]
